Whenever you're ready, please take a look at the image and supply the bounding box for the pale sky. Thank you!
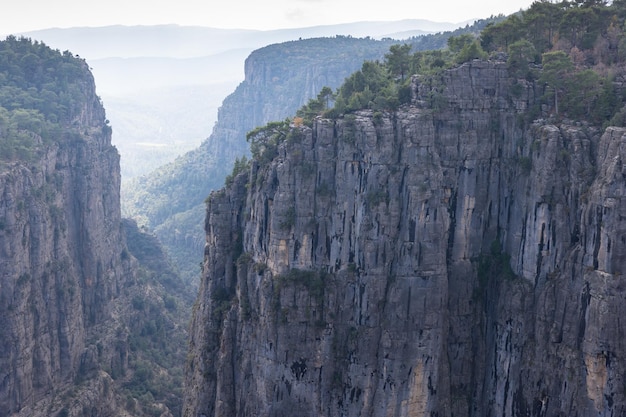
[2,0,537,35]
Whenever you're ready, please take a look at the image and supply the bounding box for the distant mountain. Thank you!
[17,20,464,59]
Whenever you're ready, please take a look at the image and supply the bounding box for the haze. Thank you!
[3,0,536,35]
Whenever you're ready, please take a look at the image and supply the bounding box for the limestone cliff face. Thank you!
[0,62,132,417]
[184,59,626,416]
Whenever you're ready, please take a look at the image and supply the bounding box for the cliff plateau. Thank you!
[184,60,626,416]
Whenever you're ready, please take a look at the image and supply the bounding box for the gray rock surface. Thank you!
[184,60,626,416]
[0,63,141,417]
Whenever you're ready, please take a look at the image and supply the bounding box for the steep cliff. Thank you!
[122,18,504,285]
[184,59,626,416]
[0,49,131,416]
[0,37,192,417]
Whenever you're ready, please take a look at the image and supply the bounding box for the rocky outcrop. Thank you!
[184,60,626,416]
[0,58,132,415]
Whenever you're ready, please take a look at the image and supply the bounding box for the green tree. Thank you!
[317,86,334,109]
[297,96,324,121]
[385,44,412,81]
[523,0,564,52]
[593,77,619,124]
[481,15,524,51]
[558,6,601,49]
[611,0,626,18]
[573,0,607,6]
[296,86,336,121]
[334,60,391,113]
[564,69,601,118]
[246,120,290,164]
[409,50,453,75]
[507,38,537,78]
[455,40,488,63]
[539,51,574,115]
[447,34,475,53]
[224,156,250,186]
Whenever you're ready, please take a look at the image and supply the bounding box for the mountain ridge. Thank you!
[13,20,464,59]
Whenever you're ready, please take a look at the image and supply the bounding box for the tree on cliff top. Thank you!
[478,0,626,124]
[539,51,574,115]
[0,36,98,161]
[385,44,411,81]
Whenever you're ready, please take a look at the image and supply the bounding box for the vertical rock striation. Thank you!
[184,60,626,416]
[0,58,132,417]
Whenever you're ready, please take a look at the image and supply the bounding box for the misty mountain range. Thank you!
[16,20,468,59]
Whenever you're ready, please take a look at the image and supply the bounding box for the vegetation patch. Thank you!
[246,120,291,165]
[316,181,334,197]
[224,156,250,187]
[473,240,517,303]
[279,206,296,230]
[480,1,625,125]
[274,268,327,301]
[518,156,532,175]
[366,189,389,206]
[0,36,101,162]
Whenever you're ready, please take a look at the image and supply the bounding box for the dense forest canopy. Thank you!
[0,35,101,161]
[480,0,626,124]
[287,1,626,126]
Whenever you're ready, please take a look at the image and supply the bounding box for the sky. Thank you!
[2,0,537,35]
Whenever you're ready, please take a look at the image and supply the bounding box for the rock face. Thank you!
[184,60,626,416]
[0,59,133,416]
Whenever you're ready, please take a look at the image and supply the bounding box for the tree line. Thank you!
[0,36,97,161]
[287,1,626,127]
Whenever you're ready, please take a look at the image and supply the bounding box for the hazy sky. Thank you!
[3,0,537,35]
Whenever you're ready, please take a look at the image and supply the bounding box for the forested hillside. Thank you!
[0,36,103,161]
[479,0,626,124]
